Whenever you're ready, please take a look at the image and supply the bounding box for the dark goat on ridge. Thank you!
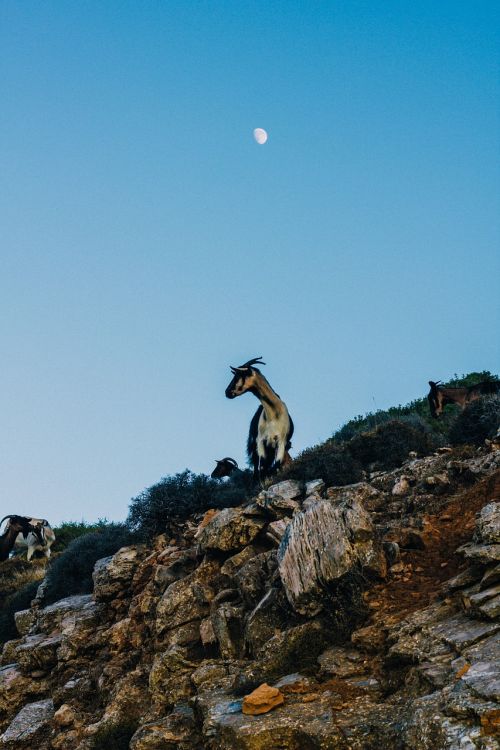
[428,380,500,418]
[0,516,44,562]
[225,357,294,480]
[211,457,240,480]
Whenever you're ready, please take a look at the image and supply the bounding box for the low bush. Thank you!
[89,720,139,750]
[52,520,110,552]
[43,523,135,605]
[450,396,500,446]
[280,442,363,487]
[127,469,254,540]
[0,579,40,646]
[348,419,438,470]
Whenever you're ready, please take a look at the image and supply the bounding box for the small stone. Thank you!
[242,682,284,715]
[305,479,325,496]
[53,704,75,727]
[392,477,410,496]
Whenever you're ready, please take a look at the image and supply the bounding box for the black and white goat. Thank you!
[0,516,45,562]
[225,357,294,480]
[0,515,55,561]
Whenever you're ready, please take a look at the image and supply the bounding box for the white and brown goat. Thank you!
[225,357,294,480]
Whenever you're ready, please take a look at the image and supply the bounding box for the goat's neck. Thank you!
[250,372,284,417]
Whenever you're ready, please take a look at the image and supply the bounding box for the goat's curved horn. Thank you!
[241,356,265,368]
[0,515,15,528]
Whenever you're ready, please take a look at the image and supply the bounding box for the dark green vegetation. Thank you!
[42,524,136,605]
[0,579,40,645]
[52,520,112,552]
[89,720,139,750]
[280,442,363,486]
[127,468,255,540]
[450,395,500,446]
[348,418,439,471]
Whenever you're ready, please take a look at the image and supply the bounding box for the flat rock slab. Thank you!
[37,594,94,633]
[462,661,500,702]
[0,699,54,748]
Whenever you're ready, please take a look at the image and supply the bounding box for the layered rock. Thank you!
[277,493,386,616]
[0,445,499,749]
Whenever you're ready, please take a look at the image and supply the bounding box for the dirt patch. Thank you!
[365,470,500,629]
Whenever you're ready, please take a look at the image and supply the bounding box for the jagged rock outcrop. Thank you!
[277,493,386,616]
[0,445,499,749]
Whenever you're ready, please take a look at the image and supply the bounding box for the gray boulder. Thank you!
[0,699,53,748]
[277,497,385,616]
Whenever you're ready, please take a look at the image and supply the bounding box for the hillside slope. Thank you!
[1,440,499,749]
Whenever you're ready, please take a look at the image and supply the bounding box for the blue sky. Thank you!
[1,1,498,524]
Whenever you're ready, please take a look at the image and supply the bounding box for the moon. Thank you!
[253,128,268,145]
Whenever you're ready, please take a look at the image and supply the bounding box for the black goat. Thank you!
[211,457,239,479]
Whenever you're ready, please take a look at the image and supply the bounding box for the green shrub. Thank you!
[348,419,438,470]
[450,396,500,446]
[127,469,253,540]
[0,580,40,646]
[89,720,138,750]
[280,442,363,486]
[43,524,135,605]
[52,520,110,552]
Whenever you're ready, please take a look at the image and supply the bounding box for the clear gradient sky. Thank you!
[1,1,499,525]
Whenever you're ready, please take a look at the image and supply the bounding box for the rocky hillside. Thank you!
[1,444,499,749]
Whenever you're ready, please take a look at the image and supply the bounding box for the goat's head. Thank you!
[428,380,442,418]
[211,457,239,479]
[225,357,266,399]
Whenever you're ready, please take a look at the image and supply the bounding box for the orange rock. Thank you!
[455,663,471,679]
[242,683,285,715]
[481,709,500,736]
[195,509,219,537]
